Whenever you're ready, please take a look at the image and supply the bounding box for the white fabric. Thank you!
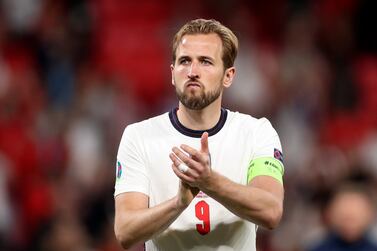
[115,110,283,251]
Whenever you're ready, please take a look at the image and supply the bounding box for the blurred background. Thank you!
[0,0,376,250]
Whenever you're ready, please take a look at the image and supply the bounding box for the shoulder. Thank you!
[307,236,336,251]
[226,110,276,133]
[121,112,169,141]
[124,112,168,133]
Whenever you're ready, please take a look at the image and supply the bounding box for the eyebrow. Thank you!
[198,56,215,62]
[177,55,215,61]
[177,55,191,61]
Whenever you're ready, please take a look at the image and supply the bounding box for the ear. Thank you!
[170,64,175,86]
[223,67,235,88]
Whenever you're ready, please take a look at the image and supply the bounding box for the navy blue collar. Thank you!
[169,107,227,138]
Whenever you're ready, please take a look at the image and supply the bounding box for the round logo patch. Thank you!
[274,148,284,163]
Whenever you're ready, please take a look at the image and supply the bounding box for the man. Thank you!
[308,184,377,251]
[114,19,284,251]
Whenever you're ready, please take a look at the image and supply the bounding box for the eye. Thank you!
[201,59,212,65]
[179,58,190,65]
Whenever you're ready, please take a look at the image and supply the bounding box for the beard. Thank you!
[175,80,223,110]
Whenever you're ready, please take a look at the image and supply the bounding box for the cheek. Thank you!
[174,67,188,78]
[172,69,186,88]
[207,70,225,83]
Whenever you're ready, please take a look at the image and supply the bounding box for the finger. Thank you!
[169,152,198,178]
[171,163,196,184]
[169,153,189,172]
[180,144,207,164]
[201,132,209,154]
[172,147,200,170]
[178,163,189,173]
[169,152,182,166]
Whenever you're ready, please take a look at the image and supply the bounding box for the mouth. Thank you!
[185,81,201,88]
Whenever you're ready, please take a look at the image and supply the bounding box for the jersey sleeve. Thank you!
[114,125,150,197]
[247,118,284,183]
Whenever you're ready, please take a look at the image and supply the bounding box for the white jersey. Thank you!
[115,108,283,251]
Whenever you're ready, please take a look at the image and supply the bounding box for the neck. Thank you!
[177,98,222,130]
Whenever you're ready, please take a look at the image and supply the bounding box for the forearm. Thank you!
[115,196,184,249]
[201,172,283,229]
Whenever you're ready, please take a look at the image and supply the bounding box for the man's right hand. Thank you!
[176,180,199,210]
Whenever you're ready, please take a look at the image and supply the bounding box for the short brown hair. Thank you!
[172,19,238,69]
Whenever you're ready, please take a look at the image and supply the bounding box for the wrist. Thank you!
[200,171,220,194]
[173,196,189,212]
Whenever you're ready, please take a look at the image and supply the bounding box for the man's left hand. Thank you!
[170,132,212,188]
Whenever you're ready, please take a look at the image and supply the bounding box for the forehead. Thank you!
[176,33,223,59]
[331,192,371,212]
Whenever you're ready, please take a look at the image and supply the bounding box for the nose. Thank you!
[187,62,199,79]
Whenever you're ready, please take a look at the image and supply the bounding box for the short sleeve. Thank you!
[252,118,284,163]
[247,118,284,183]
[114,125,150,197]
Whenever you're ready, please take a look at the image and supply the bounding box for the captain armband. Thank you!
[247,157,284,184]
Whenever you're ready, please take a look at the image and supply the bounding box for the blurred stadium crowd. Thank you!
[0,0,376,250]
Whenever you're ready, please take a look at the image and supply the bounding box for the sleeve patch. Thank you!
[247,157,284,184]
[116,160,123,180]
[274,148,284,163]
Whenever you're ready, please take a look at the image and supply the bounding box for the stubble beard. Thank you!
[175,80,223,110]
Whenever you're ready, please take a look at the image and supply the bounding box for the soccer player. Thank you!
[114,19,285,251]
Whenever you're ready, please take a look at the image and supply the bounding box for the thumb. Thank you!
[201,132,209,154]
